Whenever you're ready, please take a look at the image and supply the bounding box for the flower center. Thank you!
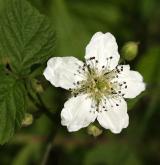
[72,67,114,103]
[71,61,127,111]
[86,69,112,102]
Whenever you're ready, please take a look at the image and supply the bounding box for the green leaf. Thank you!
[0,0,55,75]
[0,75,26,144]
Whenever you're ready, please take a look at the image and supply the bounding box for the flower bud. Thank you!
[87,124,103,137]
[121,42,139,61]
[22,113,33,127]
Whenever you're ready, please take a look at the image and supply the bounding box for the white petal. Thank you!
[97,97,129,133]
[113,65,146,98]
[85,32,120,71]
[61,94,97,132]
[43,57,85,90]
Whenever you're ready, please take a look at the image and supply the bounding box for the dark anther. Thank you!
[123,81,126,84]
[118,91,121,94]
[116,104,119,106]
[122,94,125,96]
[96,60,98,63]
[116,75,118,78]
[90,57,95,60]
[73,94,77,97]
[110,56,113,59]
[102,65,105,68]
[125,85,127,89]
[102,106,105,108]
[104,72,110,75]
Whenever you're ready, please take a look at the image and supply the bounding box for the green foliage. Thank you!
[0,0,55,144]
[0,0,55,74]
[0,75,26,144]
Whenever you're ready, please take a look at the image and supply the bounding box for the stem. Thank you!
[25,80,60,164]
[28,91,60,164]
[36,92,56,121]
[40,125,59,165]
[40,142,53,165]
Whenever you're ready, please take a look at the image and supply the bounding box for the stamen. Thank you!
[90,57,95,60]
[72,61,127,110]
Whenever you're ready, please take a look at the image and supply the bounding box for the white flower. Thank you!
[43,32,145,133]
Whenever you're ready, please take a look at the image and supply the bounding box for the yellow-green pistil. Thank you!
[72,68,113,103]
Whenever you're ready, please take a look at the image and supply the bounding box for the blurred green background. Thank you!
[0,0,160,164]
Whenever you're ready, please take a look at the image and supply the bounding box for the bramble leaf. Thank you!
[0,75,26,144]
[0,0,55,75]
